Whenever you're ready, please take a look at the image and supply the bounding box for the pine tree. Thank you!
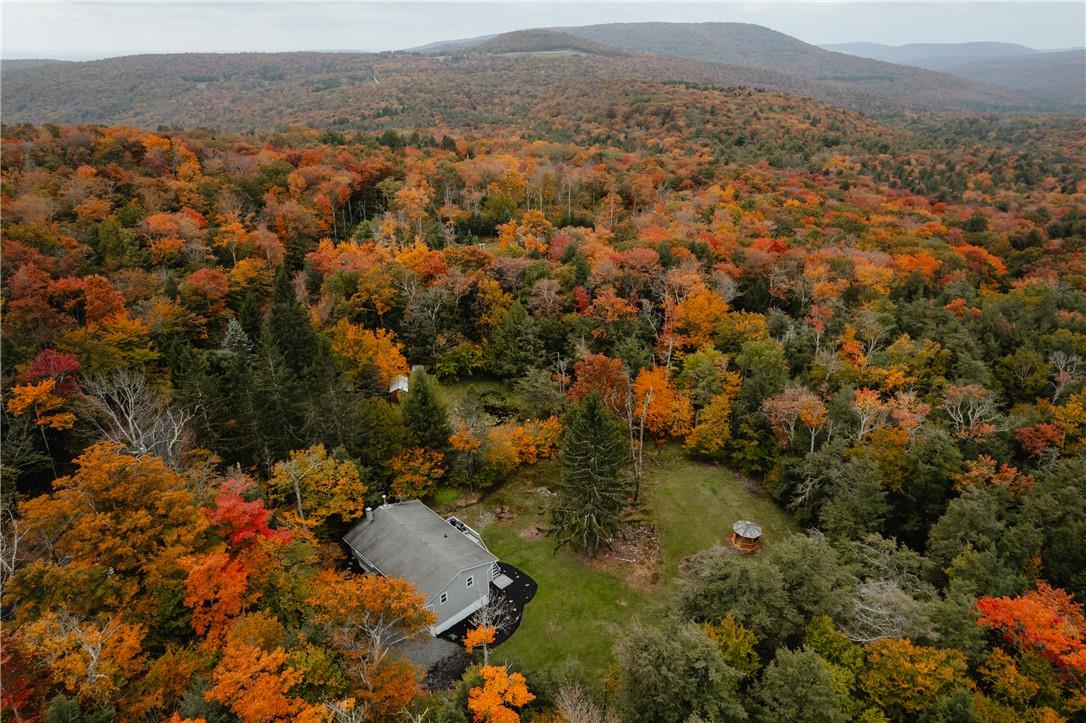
[401,369,451,452]
[267,266,317,377]
[168,340,225,454]
[551,393,629,559]
[238,290,264,343]
[246,326,306,472]
[486,301,543,378]
[355,359,385,398]
[221,319,253,355]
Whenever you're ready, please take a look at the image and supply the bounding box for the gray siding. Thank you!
[428,562,495,634]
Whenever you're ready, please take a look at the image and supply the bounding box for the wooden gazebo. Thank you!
[729,520,762,554]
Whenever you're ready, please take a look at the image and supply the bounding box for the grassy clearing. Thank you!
[439,377,525,415]
[439,443,796,679]
[642,445,796,579]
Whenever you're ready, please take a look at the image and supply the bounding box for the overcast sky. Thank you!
[3,1,1083,60]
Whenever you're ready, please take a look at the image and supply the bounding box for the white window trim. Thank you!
[439,592,448,605]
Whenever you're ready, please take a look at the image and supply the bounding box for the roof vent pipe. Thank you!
[365,507,374,522]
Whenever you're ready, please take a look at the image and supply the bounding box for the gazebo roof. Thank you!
[732,520,762,539]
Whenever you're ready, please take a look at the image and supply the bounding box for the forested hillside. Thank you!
[825,41,1086,113]
[1,27,1051,130]
[2,18,1086,723]
[0,98,1081,716]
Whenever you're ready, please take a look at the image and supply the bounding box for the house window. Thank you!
[439,592,448,605]
[466,576,474,589]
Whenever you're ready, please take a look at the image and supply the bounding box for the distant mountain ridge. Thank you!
[473,29,631,57]
[415,23,1051,114]
[1,58,73,70]
[1,24,1067,130]
[825,40,1086,112]
[823,41,1040,69]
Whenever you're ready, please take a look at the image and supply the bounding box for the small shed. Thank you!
[729,520,762,553]
[388,374,409,403]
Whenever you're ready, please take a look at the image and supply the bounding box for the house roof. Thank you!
[343,500,497,599]
[389,375,409,393]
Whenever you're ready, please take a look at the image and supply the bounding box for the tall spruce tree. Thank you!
[268,266,317,377]
[166,339,224,454]
[238,290,264,343]
[247,325,306,472]
[486,300,543,378]
[551,393,628,559]
[401,369,452,452]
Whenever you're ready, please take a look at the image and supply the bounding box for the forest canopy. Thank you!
[1,54,1085,722]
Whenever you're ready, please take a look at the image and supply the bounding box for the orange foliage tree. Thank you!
[308,570,434,720]
[179,550,256,644]
[977,584,1086,676]
[390,448,446,500]
[329,318,409,388]
[18,611,145,705]
[632,366,694,440]
[567,353,628,416]
[464,625,498,665]
[467,665,535,723]
[13,442,207,616]
[6,378,76,431]
[205,639,313,722]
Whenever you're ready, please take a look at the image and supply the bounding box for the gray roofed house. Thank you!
[343,500,501,635]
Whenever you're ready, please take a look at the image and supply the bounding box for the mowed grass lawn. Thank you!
[441,444,796,678]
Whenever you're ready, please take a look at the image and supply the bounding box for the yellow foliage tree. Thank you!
[685,391,735,460]
[269,444,367,528]
[675,287,728,348]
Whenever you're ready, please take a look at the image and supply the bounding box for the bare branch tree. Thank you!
[77,370,192,468]
[1050,350,1082,402]
[842,579,935,644]
[624,380,652,503]
[467,594,518,664]
[940,384,1004,438]
[555,682,619,723]
[0,503,26,590]
[469,594,517,635]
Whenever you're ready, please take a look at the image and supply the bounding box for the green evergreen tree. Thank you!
[486,301,543,378]
[615,622,745,723]
[401,369,451,452]
[245,326,307,472]
[752,648,849,723]
[551,393,628,559]
[168,340,225,454]
[221,318,253,355]
[45,695,115,723]
[354,359,385,398]
[161,270,180,301]
[268,266,317,376]
[238,290,264,343]
[302,340,406,471]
